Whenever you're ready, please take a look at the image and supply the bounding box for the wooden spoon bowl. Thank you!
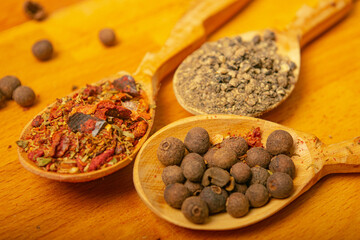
[17,0,252,182]
[173,0,353,117]
[133,115,360,230]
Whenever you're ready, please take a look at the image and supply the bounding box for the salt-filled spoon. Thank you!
[133,114,360,230]
[173,0,354,117]
[17,0,252,182]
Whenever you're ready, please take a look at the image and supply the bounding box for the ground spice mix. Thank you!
[174,30,297,116]
[17,75,151,174]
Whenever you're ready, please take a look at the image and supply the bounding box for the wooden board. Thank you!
[0,0,359,239]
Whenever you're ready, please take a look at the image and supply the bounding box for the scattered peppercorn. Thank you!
[0,76,21,99]
[200,186,228,214]
[249,166,270,186]
[226,192,249,218]
[180,153,206,182]
[162,165,185,186]
[245,184,269,208]
[267,172,293,198]
[208,147,237,170]
[184,180,203,196]
[99,28,117,47]
[157,137,186,166]
[269,154,296,179]
[181,196,209,224]
[184,127,210,154]
[220,137,248,157]
[32,39,53,61]
[23,0,46,21]
[246,147,271,168]
[164,183,191,209]
[266,130,294,155]
[72,85,78,91]
[230,162,251,184]
[13,86,36,107]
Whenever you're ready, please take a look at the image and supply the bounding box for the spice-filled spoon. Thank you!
[133,114,360,230]
[17,0,252,182]
[173,0,354,116]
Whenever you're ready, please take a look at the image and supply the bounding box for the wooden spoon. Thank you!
[173,0,354,117]
[17,0,252,182]
[133,114,360,230]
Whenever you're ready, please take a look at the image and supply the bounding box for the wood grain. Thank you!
[0,0,360,239]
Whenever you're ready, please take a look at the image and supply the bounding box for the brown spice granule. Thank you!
[174,30,296,116]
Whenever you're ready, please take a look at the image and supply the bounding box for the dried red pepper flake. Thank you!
[31,115,44,127]
[244,127,263,148]
[17,76,151,174]
[113,75,139,96]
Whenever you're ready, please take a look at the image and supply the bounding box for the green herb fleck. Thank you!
[16,140,29,149]
[122,131,134,138]
[36,157,52,167]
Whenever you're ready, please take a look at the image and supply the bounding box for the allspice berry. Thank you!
[266,130,294,155]
[249,166,270,186]
[226,192,249,218]
[184,127,210,154]
[269,154,296,179]
[220,137,248,157]
[245,184,269,208]
[246,147,271,168]
[32,40,53,61]
[184,180,203,196]
[162,165,185,186]
[208,147,237,170]
[23,1,46,21]
[230,162,251,184]
[157,137,185,166]
[181,196,209,224]
[0,76,21,99]
[164,183,191,209]
[267,172,293,198]
[200,186,228,214]
[180,153,206,182]
[13,86,36,107]
[99,28,117,47]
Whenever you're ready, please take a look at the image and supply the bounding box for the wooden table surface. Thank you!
[0,0,359,239]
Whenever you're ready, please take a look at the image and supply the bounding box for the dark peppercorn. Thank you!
[164,183,191,209]
[99,28,117,47]
[23,1,46,21]
[208,147,237,170]
[269,154,296,179]
[180,153,206,182]
[203,147,217,165]
[13,86,36,107]
[249,166,270,186]
[184,127,210,154]
[157,137,185,166]
[181,196,209,224]
[184,180,203,196]
[266,130,294,155]
[32,40,53,61]
[230,162,251,184]
[0,76,21,99]
[162,165,185,186]
[200,186,228,214]
[0,92,5,107]
[245,184,269,207]
[220,137,248,157]
[246,147,271,168]
[226,192,249,218]
[267,172,293,198]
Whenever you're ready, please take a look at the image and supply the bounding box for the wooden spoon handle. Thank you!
[287,0,353,47]
[320,137,360,176]
[135,0,251,97]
